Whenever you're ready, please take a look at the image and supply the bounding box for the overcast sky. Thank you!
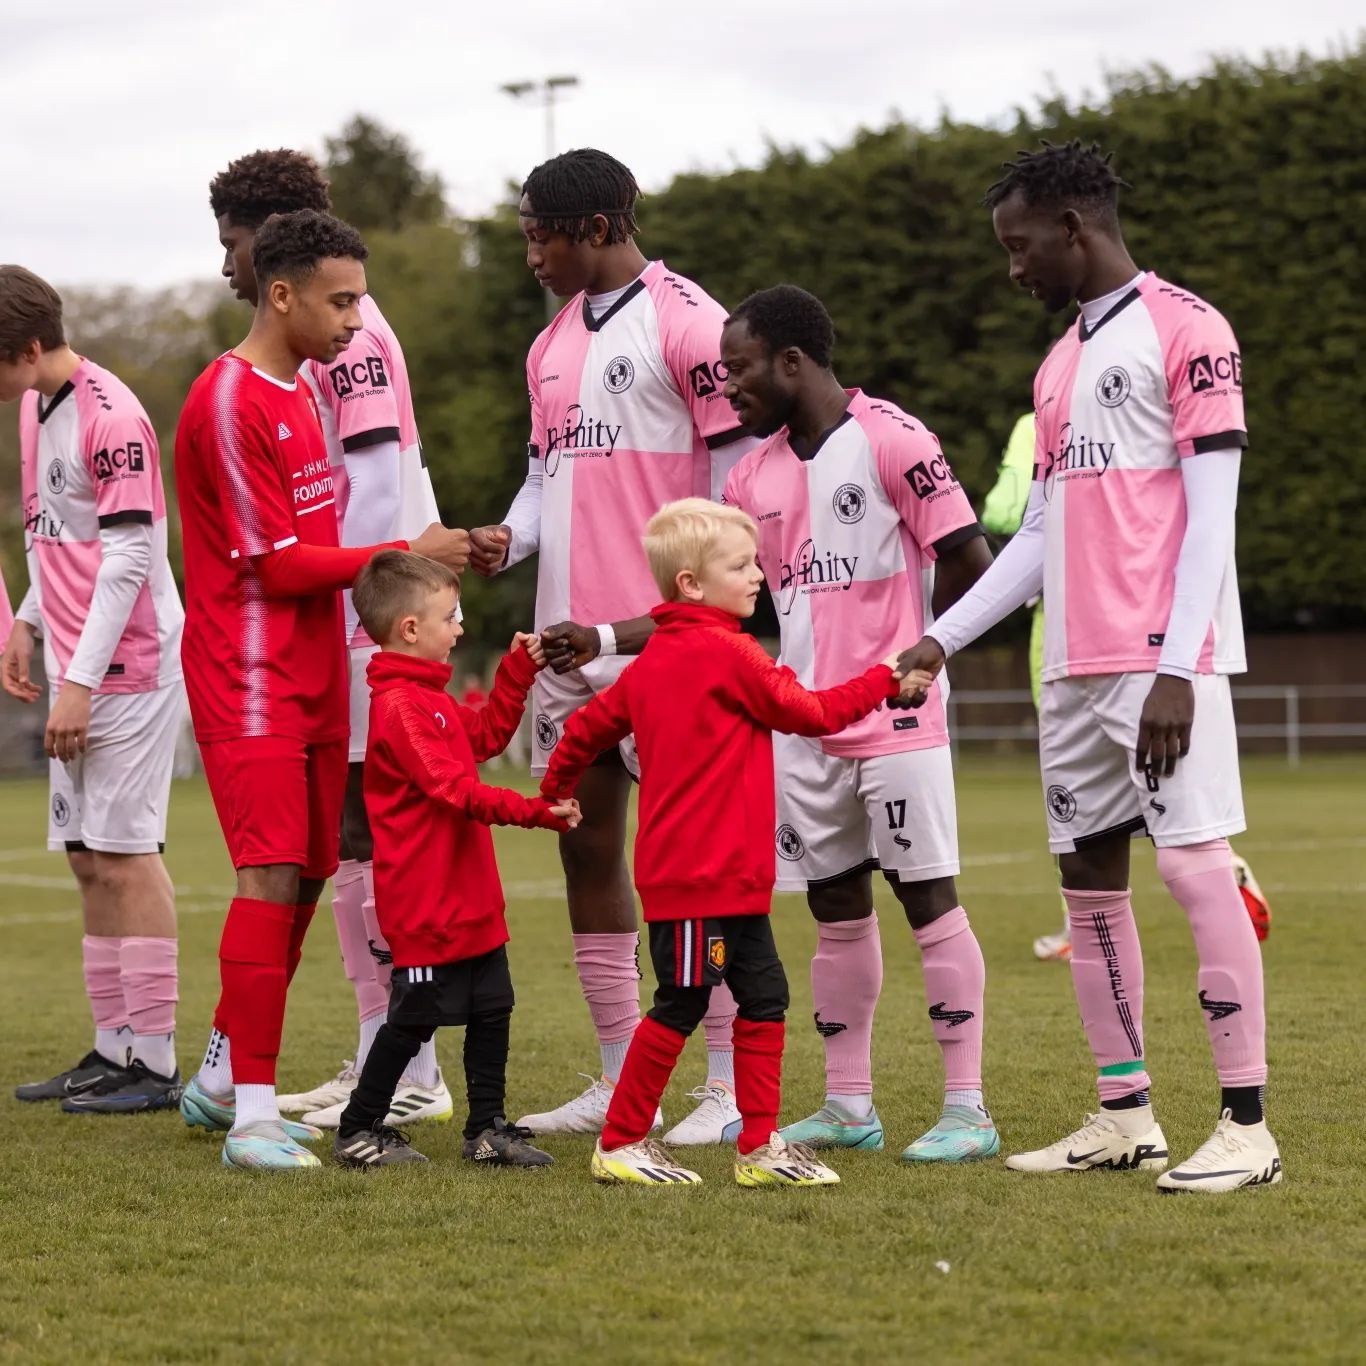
[3,1,1359,291]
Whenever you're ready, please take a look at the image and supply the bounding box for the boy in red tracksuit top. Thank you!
[332,550,581,1170]
[540,498,927,1188]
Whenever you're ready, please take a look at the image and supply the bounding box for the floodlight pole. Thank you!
[501,75,581,321]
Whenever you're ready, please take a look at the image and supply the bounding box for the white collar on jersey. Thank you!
[1078,271,1147,332]
[586,265,651,321]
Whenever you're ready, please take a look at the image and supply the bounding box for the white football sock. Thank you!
[827,1093,874,1121]
[234,1083,280,1127]
[356,1014,385,1071]
[95,1024,132,1067]
[131,1032,177,1078]
[706,1050,735,1089]
[196,1027,233,1097]
[601,1039,630,1082]
[401,1038,440,1090]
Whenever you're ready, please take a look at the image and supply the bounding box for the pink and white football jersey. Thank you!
[725,391,979,758]
[1034,273,1247,681]
[19,360,182,693]
[305,293,439,647]
[525,260,745,630]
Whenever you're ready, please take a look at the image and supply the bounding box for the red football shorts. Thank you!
[200,736,348,879]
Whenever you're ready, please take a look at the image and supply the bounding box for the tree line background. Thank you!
[2,46,1363,648]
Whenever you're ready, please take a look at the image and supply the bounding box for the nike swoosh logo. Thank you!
[1165,1169,1253,1182]
[63,1075,104,1095]
[1067,1148,1104,1164]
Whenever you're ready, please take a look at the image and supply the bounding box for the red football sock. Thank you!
[218,897,295,1086]
[601,1016,687,1150]
[733,1017,785,1155]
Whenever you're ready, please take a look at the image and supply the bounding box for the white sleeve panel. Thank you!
[64,521,154,688]
[1157,449,1242,680]
[340,437,403,547]
[501,458,543,570]
[709,433,763,504]
[928,481,1046,658]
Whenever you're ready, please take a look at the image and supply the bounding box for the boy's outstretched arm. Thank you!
[384,692,571,832]
[720,633,901,737]
[458,634,543,764]
[538,671,635,800]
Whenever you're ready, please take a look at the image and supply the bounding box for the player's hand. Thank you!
[1136,674,1194,778]
[512,631,546,668]
[894,667,937,701]
[1,621,41,703]
[887,636,947,710]
[540,621,601,675]
[45,681,92,762]
[468,525,512,578]
[548,797,582,829]
[410,524,472,572]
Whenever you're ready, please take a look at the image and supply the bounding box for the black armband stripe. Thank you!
[340,427,401,453]
[932,522,986,556]
[98,510,153,528]
[1190,430,1248,454]
[705,426,749,451]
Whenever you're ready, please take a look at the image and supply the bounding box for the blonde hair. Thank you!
[643,497,758,599]
[352,549,458,644]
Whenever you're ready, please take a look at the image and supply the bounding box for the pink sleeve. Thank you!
[312,326,402,453]
[658,285,746,449]
[873,422,979,560]
[1161,306,1248,457]
[84,408,161,527]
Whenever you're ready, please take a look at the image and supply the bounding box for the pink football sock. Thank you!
[119,936,178,1036]
[1064,888,1151,1104]
[573,932,641,1078]
[334,860,388,1023]
[811,913,882,1098]
[82,934,128,1034]
[912,907,985,1093]
[1158,840,1268,1088]
[701,980,736,1087]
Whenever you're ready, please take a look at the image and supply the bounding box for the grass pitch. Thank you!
[1,753,1364,1365]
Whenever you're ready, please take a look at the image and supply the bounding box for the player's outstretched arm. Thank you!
[538,677,635,801]
[540,616,656,675]
[724,634,898,738]
[471,451,544,577]
[916,482,1047,662]
[458,635,542,764]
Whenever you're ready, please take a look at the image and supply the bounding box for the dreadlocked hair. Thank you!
[210,148,332,228]
[984,139,1129,223]
[521,148,640,244]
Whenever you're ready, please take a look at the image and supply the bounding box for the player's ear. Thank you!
[267,277,292,313]
[589,213,611,248]
[398,612,420,643]
[1060,207,1085,245]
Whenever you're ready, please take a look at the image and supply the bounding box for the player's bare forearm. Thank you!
[611,615,656,655]
[932,533,993,618]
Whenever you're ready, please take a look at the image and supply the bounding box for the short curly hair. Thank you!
[209,148,331,228]
[984,139,1128,225]
[250,210,368,287]
[726,285,835,369]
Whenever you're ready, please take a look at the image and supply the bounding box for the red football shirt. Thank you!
[175,353,348,743]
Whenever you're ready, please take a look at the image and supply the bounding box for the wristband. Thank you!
[594,624,617,658]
